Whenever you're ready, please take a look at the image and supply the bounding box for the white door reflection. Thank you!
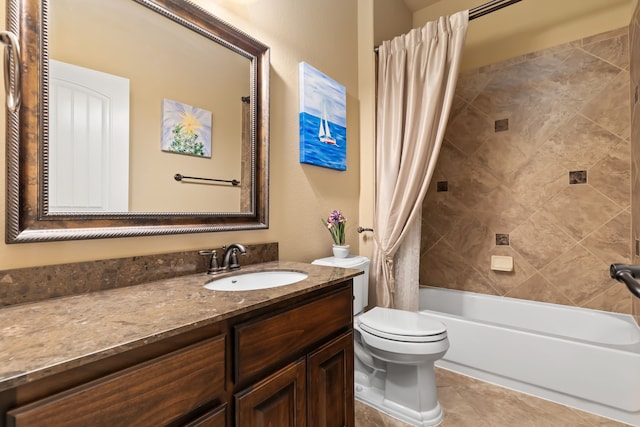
[49,59,130,212]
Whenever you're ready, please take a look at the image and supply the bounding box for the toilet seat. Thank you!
[358,307,446,343]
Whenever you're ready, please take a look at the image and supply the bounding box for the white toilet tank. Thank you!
[312,255,370,315]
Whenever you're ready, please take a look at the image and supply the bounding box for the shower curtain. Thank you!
[372,11,468,310]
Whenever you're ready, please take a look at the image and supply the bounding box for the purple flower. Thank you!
[323,210,347,245]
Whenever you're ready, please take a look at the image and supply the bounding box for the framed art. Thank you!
[299,62,346,171]
[162,98,212,158]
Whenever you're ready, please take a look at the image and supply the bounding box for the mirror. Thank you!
[6,0,270,242]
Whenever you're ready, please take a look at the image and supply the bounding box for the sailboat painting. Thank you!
[299,62,347,170]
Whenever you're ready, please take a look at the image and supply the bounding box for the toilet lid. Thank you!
[312,255,369,269]
[358,307,446,343]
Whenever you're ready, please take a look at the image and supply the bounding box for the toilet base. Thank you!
[355,382,444,426]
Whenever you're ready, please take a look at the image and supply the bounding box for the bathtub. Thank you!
[419,286,640,426]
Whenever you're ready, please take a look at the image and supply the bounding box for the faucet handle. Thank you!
[229,248,240,270]
[210,250,220,271]
[198,249,221,274]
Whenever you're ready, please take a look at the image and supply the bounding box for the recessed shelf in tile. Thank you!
[495,118,509,132]
[569,170,587,184]
[496,234,509,245]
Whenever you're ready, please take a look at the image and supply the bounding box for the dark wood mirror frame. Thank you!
[5,0,270,243]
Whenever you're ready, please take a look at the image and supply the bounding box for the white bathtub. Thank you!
[419,286,640,426]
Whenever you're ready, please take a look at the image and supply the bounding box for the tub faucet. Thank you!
[221,243,248,271]
[610,263,640,299]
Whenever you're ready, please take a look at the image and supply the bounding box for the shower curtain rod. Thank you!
[469,0,522,20]
[373,0,523,52]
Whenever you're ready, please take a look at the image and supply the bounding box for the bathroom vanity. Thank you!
[0,261,358,427]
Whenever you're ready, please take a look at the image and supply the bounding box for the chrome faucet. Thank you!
[221,243,248,271]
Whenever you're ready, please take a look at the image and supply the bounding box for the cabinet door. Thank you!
[236,359,306,427]
[307,332,354,427]
[6,336,226,427]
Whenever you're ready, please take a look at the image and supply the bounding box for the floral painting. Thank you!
[161,98,212,158]
[299,62,347,171]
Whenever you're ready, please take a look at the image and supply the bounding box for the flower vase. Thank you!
[332,244,350,258]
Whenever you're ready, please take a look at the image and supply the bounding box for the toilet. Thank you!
[312,255,449,426]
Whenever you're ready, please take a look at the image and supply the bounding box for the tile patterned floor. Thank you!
[355,368,629,426]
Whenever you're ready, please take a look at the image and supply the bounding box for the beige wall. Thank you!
[373,0,412,46]
[413,0,634,71]
[421,27,632,314]
[358,0,376,261]
[0,0,360,269]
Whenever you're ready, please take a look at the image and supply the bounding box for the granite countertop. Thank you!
[0,260,361,392]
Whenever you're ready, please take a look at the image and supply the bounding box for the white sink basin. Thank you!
[204,270,308,291]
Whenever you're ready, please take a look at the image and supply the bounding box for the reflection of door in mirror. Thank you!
[48,0,251,213]
[49,60,130,213]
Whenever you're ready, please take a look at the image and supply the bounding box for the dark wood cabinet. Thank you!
[308,332,354,427]
[235,285,352,383]
[233,285,353,426]
[236,359,307,427]
[6,336,226,427]
[234,330,354,427]
[1,281,354,427]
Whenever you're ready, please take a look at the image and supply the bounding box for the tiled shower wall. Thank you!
[631,3,640,324]
[421,27,632,314]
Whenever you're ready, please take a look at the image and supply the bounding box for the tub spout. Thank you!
[610,264,640,299]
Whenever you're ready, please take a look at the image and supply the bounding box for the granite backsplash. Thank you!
[0,242,279,307]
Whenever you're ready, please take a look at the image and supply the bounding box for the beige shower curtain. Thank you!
[373,11,468,310]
